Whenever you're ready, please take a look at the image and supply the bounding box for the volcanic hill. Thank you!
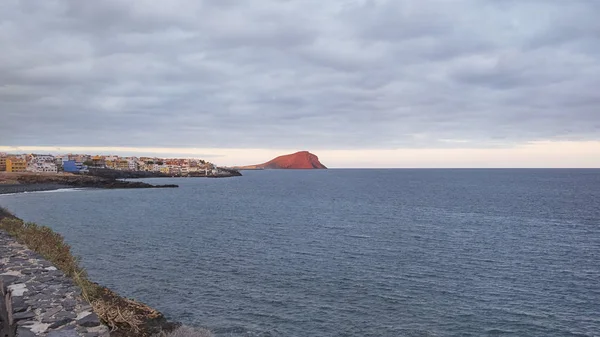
[237,151,327,169]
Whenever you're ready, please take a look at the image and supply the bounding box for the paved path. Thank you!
[0,230,110,337]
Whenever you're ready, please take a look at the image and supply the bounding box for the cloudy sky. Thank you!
[1,0,599,167]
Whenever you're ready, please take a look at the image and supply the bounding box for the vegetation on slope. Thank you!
[0,207,197,337]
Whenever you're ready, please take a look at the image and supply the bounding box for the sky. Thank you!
[1,0,599,168]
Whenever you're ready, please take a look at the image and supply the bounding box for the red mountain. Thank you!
[239,151,327,169]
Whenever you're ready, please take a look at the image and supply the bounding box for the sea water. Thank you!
[1,169,599,336]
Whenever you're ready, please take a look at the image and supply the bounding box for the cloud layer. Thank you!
[1,0,599,150]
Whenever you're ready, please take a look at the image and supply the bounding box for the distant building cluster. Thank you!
[0,153,221,176]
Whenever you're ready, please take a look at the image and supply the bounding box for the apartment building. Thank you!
[6,158,27,172]
[27,162,58,173]
[0,154,6,171]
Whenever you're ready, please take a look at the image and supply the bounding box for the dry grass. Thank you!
[0,215,176,337]
[0,206,15,220]
[1,218,85,277]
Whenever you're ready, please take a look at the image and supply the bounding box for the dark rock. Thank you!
[47,327,80,337]
[29,293,53,301]
[47,271,66,278]
[49,318,73,329]
[42,307,65,322]
[77,313,101,327]
[35,275,54,283]
[16,327,37,337]
[29,284,49,292]
[67,286,80,293]
[13,305,29,313]
[62,299,77,311]
[13,311,36,321]
[16,320,34,326]
[55,311,77,319]
[12,296,28,313]
[88,168,169,179]
[25,252,44,260]
[38,260,54,268]
[0,274,19,285]
[43,316,60,323]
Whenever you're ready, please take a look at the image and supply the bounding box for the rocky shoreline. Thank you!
[0,184,73,195]
[88,168,242,179]
[0,173,178,195]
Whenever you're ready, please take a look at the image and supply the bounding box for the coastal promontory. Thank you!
[236,151,327,170]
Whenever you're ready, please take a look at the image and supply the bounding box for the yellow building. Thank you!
[105,160,116,169]
[6,158,27,172]
[0,156,6,171]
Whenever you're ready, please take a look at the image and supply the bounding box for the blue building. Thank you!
[62,160,88,173]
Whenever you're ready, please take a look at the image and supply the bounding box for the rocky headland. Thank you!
[235,151,327,170]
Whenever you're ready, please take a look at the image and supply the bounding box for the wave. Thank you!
[485,328,517,335]
[345,234,372,239]
[0,187,85,196]
[24,188,85,194]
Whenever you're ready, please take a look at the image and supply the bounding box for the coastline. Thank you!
[88,168,242,179]
[0,168,242,195]
[0,172,178,196]
[0,173,218,336]
[0,184,73,195]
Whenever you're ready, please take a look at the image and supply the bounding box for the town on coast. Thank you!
[0,152,240,178]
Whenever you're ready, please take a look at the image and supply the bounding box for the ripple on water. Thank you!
[1,169,599,337]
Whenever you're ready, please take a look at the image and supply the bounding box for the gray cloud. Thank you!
[1,0,599,149]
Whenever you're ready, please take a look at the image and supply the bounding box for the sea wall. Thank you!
[0,230,110,337]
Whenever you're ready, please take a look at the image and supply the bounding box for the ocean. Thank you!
[1,169,599,337]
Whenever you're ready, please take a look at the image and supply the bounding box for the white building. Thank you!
[27,154,58,173]
[127,159,138,171]
[31,154,55,162]
[27,162,58,173]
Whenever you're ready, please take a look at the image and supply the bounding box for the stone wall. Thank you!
[0,231,110,337]
[1,277,16,337]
